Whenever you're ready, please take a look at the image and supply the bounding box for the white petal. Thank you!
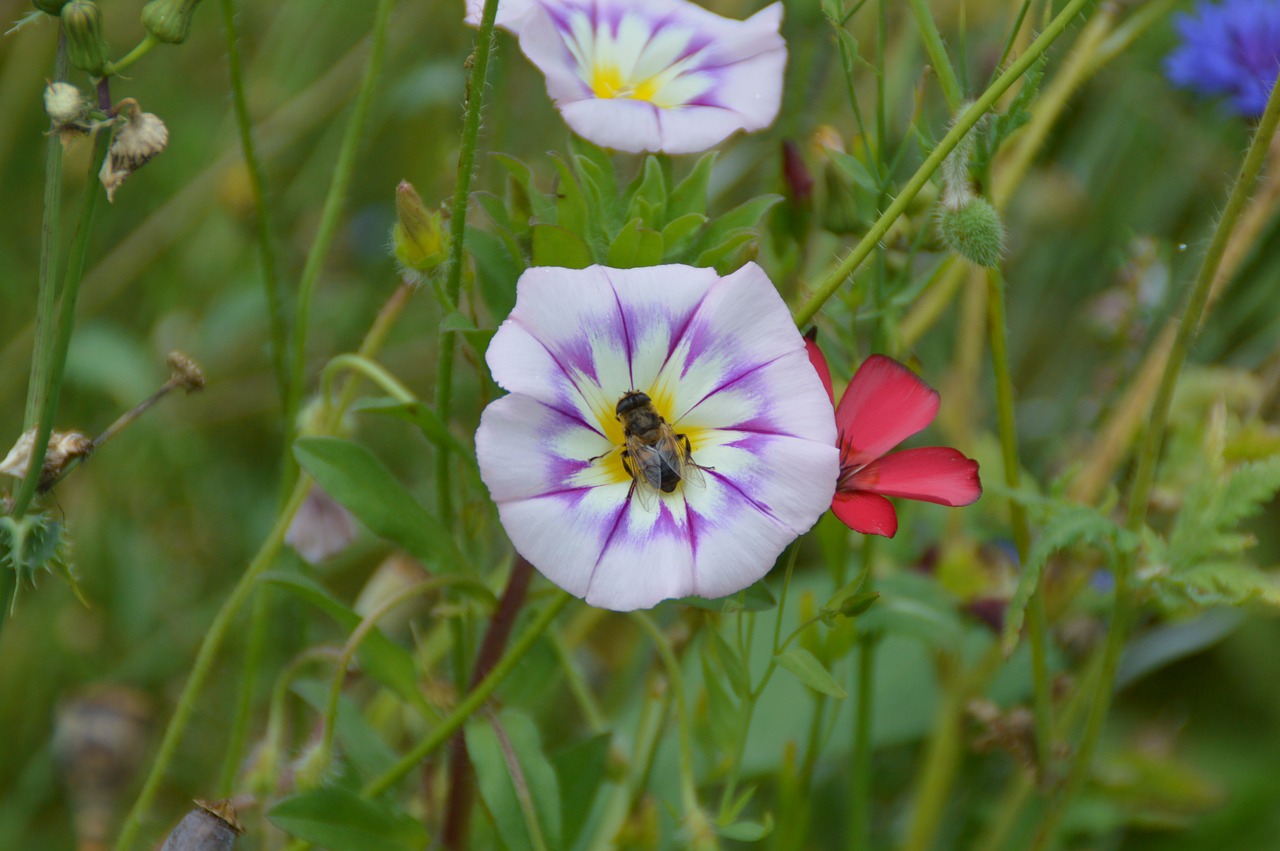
[476,394,613,502]
[497,488,628,598]
[464,0,536,32]
[585,498,695,609]
[558,99,663,153]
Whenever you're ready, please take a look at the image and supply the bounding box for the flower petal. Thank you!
[836,355,939,467]
[832,490,898,538]
[464,0,536,32]
[850,447,982,507]
[516,0,786,153]
[803,330,834,405]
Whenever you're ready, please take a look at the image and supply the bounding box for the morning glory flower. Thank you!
[805,339,981,538]
[464,0,536,32]
[1164,0,1280,117]
[511,0,787,154]
[476,263,838,611]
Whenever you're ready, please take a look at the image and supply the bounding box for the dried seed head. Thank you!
[44,81,87,127]
[159,800,244,851]
[0,428,94,487]
[167,351,206,393]
[99,99,169,203]
[52,686,152,848]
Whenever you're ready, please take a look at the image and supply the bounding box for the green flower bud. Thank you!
[392,181,449,281]
[140,0,203,45]
[33,0,70,15]
[61,0,110,77]
[937,197,1006,268]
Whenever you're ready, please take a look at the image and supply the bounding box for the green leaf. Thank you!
[699,650,743,753]
[606,218,664,268]
[827,149,878,193]
[718,815,772,842]
[551,733,611,849]
[1002,504,1135,654]
[624,156,668,229]
[440,310,496,353]
[775,647,846,698]
[467,710,563,851]
[667,152,715,218]
[493,153,555,222]
[531,224,594,268]
[263,572,431,716]
[859,572,967,648]
[350,397,476,468]
[268,788,428,851]
[709,627,750,699]
[467,227,523,320]
[291,679,399,779]
[660,212,707,255]
[293,437,462,571]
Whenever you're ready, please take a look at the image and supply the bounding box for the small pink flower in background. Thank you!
[805,339,982,538]
[476,263,837,611]
[508,0,786,154]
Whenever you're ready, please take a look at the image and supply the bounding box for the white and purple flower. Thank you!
[475,263,838,611]
[1165,0,1280,117]
[498,0,786,154]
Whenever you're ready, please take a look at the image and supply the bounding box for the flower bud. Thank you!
[937,197,1006,268]
[159,800,244,851]
[61,0,110,77]
[391,181,449,281]
[141,0,203,45]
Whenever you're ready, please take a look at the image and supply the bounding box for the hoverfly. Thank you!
[611,390,707,509]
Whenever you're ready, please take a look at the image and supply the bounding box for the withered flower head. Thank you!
[167,351,206,393]
[99,99,169,203]
[44,81,88,127]
[0,428,94,488]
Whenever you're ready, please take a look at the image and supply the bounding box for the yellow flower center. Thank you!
[590,62,663,104]
[589,385,711,491]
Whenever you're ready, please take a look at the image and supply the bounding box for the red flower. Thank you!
[805,335,982,537]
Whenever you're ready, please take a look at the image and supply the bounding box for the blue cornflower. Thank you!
[1165,0,1280,117]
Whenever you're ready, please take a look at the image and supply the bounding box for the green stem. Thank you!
[216,585,271,796]
[435,0,501,526]
[849,632,877,851]
[900,653,965,851]
[360,592,571,800]
[104,34,159,76]
[792,0,1094,328]
[24,35,67,435]
[906,0,963,110]
[321,353,416,407]
[220,0,288,417]
[287,0,395,450]
[986,267,1053,771]
[10,128,110,518]
[1030,70,1280,851]
[113,477,311,851]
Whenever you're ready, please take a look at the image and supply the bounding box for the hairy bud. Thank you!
[937,197,1006,268]
[391,181,449,281]
[141,0,203,44]
[62,0,110,77]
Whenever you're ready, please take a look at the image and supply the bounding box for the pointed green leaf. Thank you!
[775,647,846,698]
[551,733,611,849]
[291,679,400,779]
[624,156,667,229]
[667,152,716,218]
[467,227,523,320]
[268,789,428,851]
[660,212,708,256]
[828,149,878,193]
[293,437,462,571]
[467,710,563,851]
[606,218,664,268]
[531,224,594,268]
[709,627,750,699]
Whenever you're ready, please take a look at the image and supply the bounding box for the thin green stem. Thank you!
[362,592,571,798]
[220,0,288,417]
[288,0,395,450]
[217,585,271,796]
[849,632,877,851]
[114,476,311,851]
[907,0,963,110]
[1030,72,1280,851]
[25,36,68,435]
[631,612,703,828]
[793,0,1094,328]
[435,0,501,527]
[321,353,416,407]
[986,267,1052,771]
[104,34,159,76]
[11,128,110,519]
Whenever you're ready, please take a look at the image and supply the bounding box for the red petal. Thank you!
[832,490,898,537]
[835,355,939,467]
[803,329,834,405]
[851,447,982,506]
